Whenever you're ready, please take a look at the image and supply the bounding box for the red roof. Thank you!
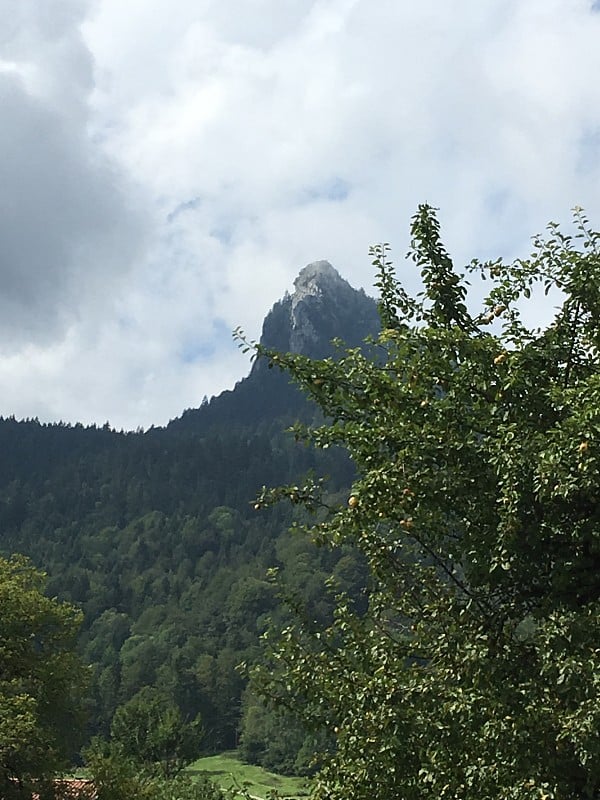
[27,778,97,800]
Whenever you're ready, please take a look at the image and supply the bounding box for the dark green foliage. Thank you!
[0,417,355,751]
[110,687,202,775]
[0,555,87,796]
[239,689,331,777]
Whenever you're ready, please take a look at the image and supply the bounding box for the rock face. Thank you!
[171,260,380,430]
[259,260,380,358]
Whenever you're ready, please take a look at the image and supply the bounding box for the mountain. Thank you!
[171,260,379,431]
[259,260,379,357]
[0,262,379,758]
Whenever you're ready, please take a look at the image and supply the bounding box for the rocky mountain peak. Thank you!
[292,260,345,299]
[172,260,381,430]
[259,260,380,358]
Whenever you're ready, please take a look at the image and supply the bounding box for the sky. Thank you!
[2,0,600,430]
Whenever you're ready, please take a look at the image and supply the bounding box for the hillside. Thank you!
[0,262,379,761]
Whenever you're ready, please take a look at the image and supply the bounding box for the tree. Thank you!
[84,738,225,800]
[246,206,600,800]
[110,686,202,776]
[239,687,329,776]
[0,554,86,797]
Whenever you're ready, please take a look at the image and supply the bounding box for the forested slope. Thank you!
[0,261,379,762]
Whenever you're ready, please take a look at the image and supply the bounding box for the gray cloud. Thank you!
[0,0,147,346]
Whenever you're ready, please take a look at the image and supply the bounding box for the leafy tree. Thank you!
[110,686,202,776]
[247,206,600,799]
[0,555,86,797]
[84,738,224,800]
[239,688,331,776]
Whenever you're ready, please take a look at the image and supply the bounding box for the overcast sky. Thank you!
[2,0,600,429]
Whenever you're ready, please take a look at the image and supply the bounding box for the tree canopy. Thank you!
[0,555,86,797]
[110,686,202,775]
[248,206,600,800]
[0,406,358,756]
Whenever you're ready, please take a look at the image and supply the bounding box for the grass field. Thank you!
[188,751,311,799]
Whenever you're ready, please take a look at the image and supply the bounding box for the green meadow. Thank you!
[188,751,311,799]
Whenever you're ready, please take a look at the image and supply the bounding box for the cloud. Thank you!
[0,0,147,346]
[2,0,600,428]
[86,0,600,248]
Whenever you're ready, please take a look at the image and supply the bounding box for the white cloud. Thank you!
[1,0,600,428]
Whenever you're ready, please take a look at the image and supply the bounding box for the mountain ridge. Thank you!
[0,259,379,757]
[171,260,379,432]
